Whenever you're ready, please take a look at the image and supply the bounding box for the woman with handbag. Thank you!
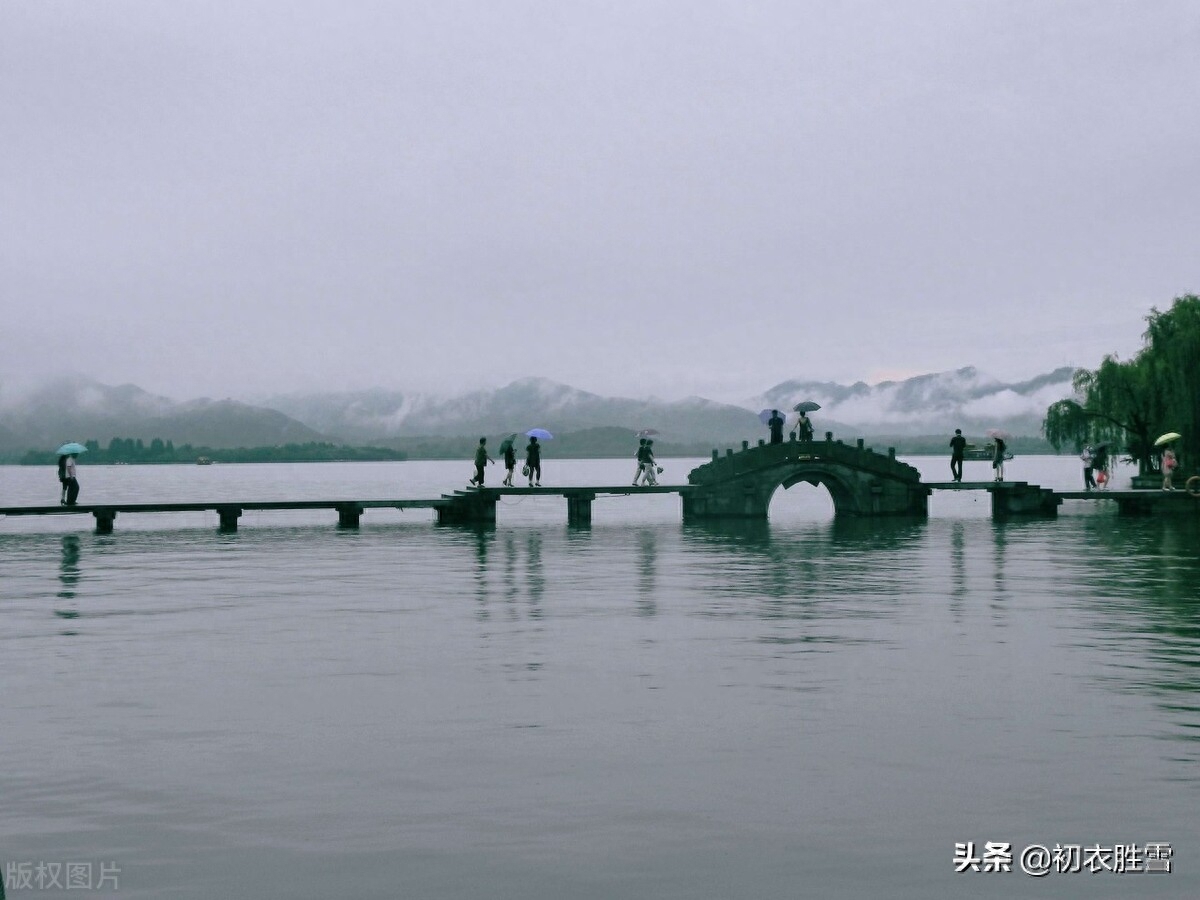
[525,436,542,487]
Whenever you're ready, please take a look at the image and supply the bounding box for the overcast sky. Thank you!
[2,1,1197,403]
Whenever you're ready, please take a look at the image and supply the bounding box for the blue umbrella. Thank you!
[758,409,783,425]
[525,428,554,440]
[55,442,88,455]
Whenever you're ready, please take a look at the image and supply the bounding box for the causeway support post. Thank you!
[216,506,242,532]
[336,502,363,529]
[565,491,595,527]
[93,509,116,534]
[436,492,497,525]
[989,483,1060,519]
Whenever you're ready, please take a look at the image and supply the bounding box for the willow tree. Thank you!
[1044,294,1199,474]
[1142,294,1200,466]
[1043,355,1159,473]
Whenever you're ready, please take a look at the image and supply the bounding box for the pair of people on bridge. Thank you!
[766,410,814,444]
[634,438,659,486]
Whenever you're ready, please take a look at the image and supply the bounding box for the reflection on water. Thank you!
[635,528,657,618]
[57,534,81,602]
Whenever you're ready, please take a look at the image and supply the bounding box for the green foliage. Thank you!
[1043,294,1199,474]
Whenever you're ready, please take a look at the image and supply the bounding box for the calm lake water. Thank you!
[2,456,1198,898]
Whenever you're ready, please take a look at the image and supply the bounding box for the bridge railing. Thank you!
[688,434,922,485]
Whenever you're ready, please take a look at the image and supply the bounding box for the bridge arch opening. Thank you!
[763,472,840,520]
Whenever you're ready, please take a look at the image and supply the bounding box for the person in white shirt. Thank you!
[63,454,81,505]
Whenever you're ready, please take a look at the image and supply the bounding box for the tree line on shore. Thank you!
[20,439,408,465]
[1043,294,1198,475]
[16,428,1054,466]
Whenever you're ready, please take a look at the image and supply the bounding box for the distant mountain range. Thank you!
[0,367,1077,458]
[0,378,326,456]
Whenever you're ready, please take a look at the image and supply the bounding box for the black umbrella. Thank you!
[792,401,821,413]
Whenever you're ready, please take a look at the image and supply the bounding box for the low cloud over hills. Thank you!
[755,366,1076,438]
[0,368,1077,457]
[0,376,328,454]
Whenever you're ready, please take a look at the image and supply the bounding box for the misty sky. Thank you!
[3,1,1197,403]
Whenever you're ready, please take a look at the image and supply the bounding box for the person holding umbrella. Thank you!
[985,429,1010,482]
[525,430,551,487]
[499,435,518,486]
[57,454,70,504]
[1162,444,1178,491]
[55,442,87,505]
[1154,432,1181,491]
[992,436,1008,482]
[790,402,819,442]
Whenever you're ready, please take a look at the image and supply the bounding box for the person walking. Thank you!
[501,440,517,486]
[949,429,967,482]
[643,439,659,486]
[526,436,542,487]
[767,409,785,444]
[1081,445,1097,491]
[633,438,648,486]
[1162,445,1178,490]
[992,437,1007,482]
[469,437,493,487]
[63,453,81,506]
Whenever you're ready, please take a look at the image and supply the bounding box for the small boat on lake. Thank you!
[964,443,1013,462]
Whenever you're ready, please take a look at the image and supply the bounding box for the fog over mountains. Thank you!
[0,367,1075,455]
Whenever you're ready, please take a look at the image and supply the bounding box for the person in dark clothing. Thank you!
[469,437,493,487]
[502,441,517,486]
[633,438,647,486]
[949,429,967,482]
[767,409,784,444]
[57,454,69,504]
[526,436,542,487]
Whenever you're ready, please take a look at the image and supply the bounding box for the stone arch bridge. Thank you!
[683,436,928,521]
